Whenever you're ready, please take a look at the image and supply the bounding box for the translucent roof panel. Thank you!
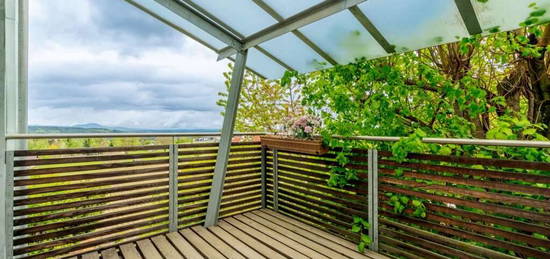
[262,0,324,19]
[132,0,226,50]
[246,48,287,79]
[358,0,470,53]
[259,33,330,73]
[472,0,550,33]
[299,10,387,65]
[188,0,276,36]
[132,0,545,79]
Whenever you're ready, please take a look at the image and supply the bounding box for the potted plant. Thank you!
[261,115,328,155]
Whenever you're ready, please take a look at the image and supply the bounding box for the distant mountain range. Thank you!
[29,123,218,134]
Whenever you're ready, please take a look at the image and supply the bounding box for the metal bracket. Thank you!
[168,144,179,232]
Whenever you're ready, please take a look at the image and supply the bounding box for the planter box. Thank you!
[260,135,328,155]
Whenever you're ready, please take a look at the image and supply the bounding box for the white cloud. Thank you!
[29,0,230,129]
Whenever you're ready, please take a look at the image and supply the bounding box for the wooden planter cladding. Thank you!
[260,135,328,155]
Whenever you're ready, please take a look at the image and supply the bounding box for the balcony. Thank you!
[3,134,549,258]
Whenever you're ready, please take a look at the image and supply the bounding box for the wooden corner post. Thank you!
[204,49,248,227]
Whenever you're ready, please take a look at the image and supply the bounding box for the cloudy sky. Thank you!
[29,0,230,129]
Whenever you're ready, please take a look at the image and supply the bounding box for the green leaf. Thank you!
[395,168,404,177]
[361,234,372,244]
[523,128,537,135]
[357,242,366,253]
[352,224,361,233]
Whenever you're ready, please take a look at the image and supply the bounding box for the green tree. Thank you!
[301,24,550,141]
[217,64,304,132]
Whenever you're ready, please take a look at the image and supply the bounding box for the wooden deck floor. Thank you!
[75,209,387,259]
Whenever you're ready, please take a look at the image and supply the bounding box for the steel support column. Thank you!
[2,152,14,259]
[272,149,279,211]
[17,0,27,150]
[168,144,179,232]
[204,50,248,227]
[368,149,379,251]
[260,146,267,208]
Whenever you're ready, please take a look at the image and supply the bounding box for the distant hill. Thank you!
[29,124,218,134]
[29,125,123,134]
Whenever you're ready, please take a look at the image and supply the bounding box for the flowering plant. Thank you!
[287,115,321,139]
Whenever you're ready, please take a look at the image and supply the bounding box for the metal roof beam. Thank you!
[125,0,220,52]
[252,0,338,65]
[348,6,395,54]
[151,0,242,49]
[125,0,274,78]
[454,0,482,35]
[218,0,367,61]
[179,0,296,73]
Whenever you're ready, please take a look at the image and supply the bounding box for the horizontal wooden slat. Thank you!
[15,202,168,236]
[379,167,550,197]
[14,166,168,194]
[15,159,169,177]
[14,145,169,156]
[378,159,550,184]
[381,176,550,210]
[14,188,168,216]
[14,195,168,226]
[14,208,168,246]
[14,151,169,167]
[378,150,550,171]
[379,210,550,258]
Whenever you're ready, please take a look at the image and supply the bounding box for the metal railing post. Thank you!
[260,146,267,208]
[168,144,178,232]
[3,151,14,258]
[368,149,379,251]
[273,149,279,211]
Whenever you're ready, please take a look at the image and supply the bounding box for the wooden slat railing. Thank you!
[10,141,263,258]
[177,141,262,227]
[266,147,550,259]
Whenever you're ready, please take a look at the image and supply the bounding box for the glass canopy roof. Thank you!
[129,0,550,79]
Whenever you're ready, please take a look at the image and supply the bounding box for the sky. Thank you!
[29,0,230,129]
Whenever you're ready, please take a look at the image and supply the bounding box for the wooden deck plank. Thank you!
[217,220,286,259]
[81,251,100,259]
[100,248,120,259]
[242,212,349,258]
[258,210,384,259]
[136,239,163,259]
[207,225,266,259]
[119,243,143,259]
[151,235,184,259]
[191,226,245,259]
[68,210,388,259]
[166,232,204,259]
[233,214,329,259]
[223,217,309,259]
[180,228,227,259]
[252,210,366,259]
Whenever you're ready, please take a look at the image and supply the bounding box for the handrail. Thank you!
[4,132,267,140]
[335,135,550,148]
[5,132,549,148]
